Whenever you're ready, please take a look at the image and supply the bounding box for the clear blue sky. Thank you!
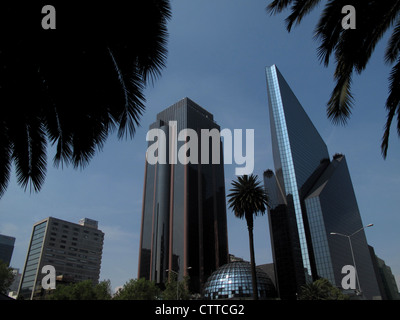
[1,0,399,293]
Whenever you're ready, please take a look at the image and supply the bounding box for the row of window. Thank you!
[44,252,99,265]
[50,226,103,240]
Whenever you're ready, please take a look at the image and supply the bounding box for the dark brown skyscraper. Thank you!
[138,97,229,293]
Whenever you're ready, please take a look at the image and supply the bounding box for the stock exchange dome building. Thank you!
[202,260,277,300]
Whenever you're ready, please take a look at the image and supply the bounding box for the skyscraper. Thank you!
[264,65,381,299]
[138,97,229,293]
[18,217,104,299]
[0,234,15,266]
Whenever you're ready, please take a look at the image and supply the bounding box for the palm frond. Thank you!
[326,64,354,125]
[0,123,12,197]
[314,0,348,66]
[385,17,400,64]
[353,0,400,73]
[108,48,146,140]
[266,0,294,15]
[11,117,47,193]
[382,58,400,158]
[45,106,73,169]
[227,174,269,220]
[136,0,172,84]
[0,1,172,197]
[27,122,48,192]
[314,0,399,70]
[286,0,323,32]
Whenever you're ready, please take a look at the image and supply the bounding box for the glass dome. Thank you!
[203,261,276,300]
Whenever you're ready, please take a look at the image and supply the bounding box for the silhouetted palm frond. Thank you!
[382,57,400,157]
[0,1,171,196]
[227,174,269,224]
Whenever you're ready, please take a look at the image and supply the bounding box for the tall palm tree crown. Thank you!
[267,0,400,158]
[227,174,269,226]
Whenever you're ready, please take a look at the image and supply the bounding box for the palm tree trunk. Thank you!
[246,213,258,300]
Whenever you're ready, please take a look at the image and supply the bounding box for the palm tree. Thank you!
[0,1,171,197]
[227,174,269,300]
[267,0,400,158]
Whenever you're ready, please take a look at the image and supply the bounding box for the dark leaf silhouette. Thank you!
[0,1,171,196]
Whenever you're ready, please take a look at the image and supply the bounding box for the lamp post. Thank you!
[330,223,373,297]
[166,267,192,300]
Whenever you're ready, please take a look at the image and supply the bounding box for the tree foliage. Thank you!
[161,272,191,300]
[0,1,171,197]
[0,260,15,295]
[113,278,161,300]
[44,277,194,300]
[46,279,112,300]
[298,278,349,300]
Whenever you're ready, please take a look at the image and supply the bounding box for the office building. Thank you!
[369,246,400,300]
[375,257,400,300]
[138,97,229,293]
[0,234,15,266]
[264,65,381,299]
[18,217,104,299]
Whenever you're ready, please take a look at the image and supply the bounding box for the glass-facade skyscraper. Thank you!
[264,65,381,299]
[138,97,229,293]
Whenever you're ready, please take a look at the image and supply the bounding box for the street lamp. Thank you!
[166,267,192,300]
[330,223,373,297]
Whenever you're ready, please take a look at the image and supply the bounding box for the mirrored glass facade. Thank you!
[265,65,329,298]
[304,155,381,299]
[18,221,47,299]
[203,261,276,300]
[265,65,381,300]
[138,98,229,293]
